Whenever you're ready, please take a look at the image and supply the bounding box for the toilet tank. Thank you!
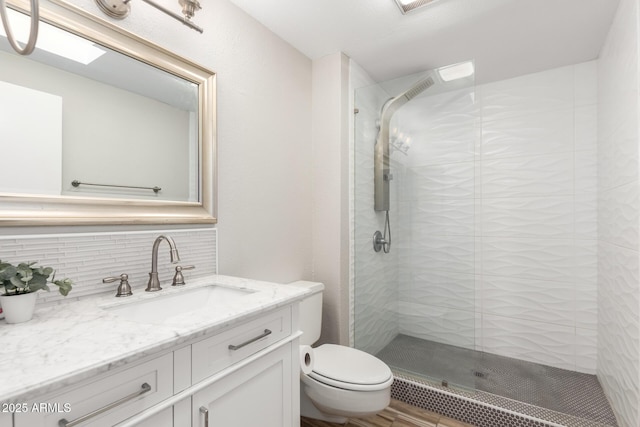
[287,281,324,346]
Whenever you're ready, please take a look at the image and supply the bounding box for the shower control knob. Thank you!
[373,231,388,253]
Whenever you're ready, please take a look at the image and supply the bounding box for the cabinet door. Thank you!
[192,343,293,427]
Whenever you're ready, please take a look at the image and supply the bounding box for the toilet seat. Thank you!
[308,344,393,392]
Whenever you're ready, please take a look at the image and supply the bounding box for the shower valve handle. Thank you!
[373,231,388,252]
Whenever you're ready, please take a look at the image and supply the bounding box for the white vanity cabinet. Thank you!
[13,353,174,427]
[192,342,295,427]
[10,303,300,427]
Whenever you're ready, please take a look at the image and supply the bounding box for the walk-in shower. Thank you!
[353,63,617,427]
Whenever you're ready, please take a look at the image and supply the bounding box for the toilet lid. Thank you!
[309,344,392,389]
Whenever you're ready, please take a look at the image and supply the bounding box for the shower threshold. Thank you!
[375,334,617,427]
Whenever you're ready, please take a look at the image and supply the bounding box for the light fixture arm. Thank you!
[0,0,39,55]
[140,0,202,33]
[95,0,203,34]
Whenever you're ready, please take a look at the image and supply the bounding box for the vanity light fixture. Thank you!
[437,61,475,82]
[95,0,203,34]
[0,8,105,64]
[394,0,442,14]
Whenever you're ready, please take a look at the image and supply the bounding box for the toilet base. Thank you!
[300,373,391,423]
[300,389,348,424]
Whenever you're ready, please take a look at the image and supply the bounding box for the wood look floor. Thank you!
[301,399,474,427]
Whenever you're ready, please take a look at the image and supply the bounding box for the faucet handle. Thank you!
[103,273,133,297]
[172,265,195,286]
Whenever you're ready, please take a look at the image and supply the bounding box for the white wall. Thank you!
[597,0,640,425]
[3,0,314,286]
[311,53,351,345]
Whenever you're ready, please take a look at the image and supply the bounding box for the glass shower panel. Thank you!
[353,67,478,390]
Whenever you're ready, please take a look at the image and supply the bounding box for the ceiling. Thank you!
[225,0,620,84]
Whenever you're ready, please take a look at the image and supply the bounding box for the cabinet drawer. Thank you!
[192,306,291,384]
[15,353,173,427]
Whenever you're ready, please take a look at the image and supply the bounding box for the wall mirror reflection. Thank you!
[0,1,216,225]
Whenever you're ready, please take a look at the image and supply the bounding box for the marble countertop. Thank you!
[0,275,309,403]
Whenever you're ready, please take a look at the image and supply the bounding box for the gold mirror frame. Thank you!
[0,0,216,225]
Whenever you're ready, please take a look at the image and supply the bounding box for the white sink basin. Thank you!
[105,285,255,324]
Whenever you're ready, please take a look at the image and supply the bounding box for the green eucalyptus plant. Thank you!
[0,260,73,297]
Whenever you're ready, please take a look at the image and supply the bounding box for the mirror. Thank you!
[0,0,216,225]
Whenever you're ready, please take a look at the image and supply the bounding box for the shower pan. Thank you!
[352,65,617,426]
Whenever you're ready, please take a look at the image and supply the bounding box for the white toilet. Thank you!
[289,281,393,424]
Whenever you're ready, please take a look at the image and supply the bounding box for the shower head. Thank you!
[374,75,434,212]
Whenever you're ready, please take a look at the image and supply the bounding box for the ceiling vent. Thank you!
[393,0,441,14]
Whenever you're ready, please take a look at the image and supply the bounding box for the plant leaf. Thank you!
[54,279,73,296]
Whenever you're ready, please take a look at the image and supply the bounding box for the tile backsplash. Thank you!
[0,228,217,304]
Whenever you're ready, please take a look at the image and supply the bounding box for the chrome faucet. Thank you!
[146,235,180,292]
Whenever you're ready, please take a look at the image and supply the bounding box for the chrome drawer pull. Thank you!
[228,329,272,351]
[58,382,151,427]
[200,406,209,427]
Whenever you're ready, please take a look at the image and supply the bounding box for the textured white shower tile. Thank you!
[410,198,475,236]
[474,158,482,199]
[403,86,477,121]
[575,328,597,374]
[410,161,475,199]
[406,123,476,167]
[479,65,573,122]
[599,112,638,192]
[354,288,399,354]
[398,270,475,312]
[474,238,482,276]
[481,196,573,238]
[574,150,598,196]
[574,280,597,330]
[482,314,576,370]
[574,240,598,284]
[474,311,483,351]
[598,240,640,427]
[410,235,475,274]
[573,61,597,107]
[598,348,639,427]
[598,0,639,139]
[598,181,639,250]
[574,195,597,239]
[481,276,574,326]
[354,246,399,354]
[398,301,475,349]
[481,108,573,159]
[611,115,639,190]
[598,242,640,326]
[481,237,575,282]
[481,152,573,198]
[574,105,597,151]
[597,7,640,422]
